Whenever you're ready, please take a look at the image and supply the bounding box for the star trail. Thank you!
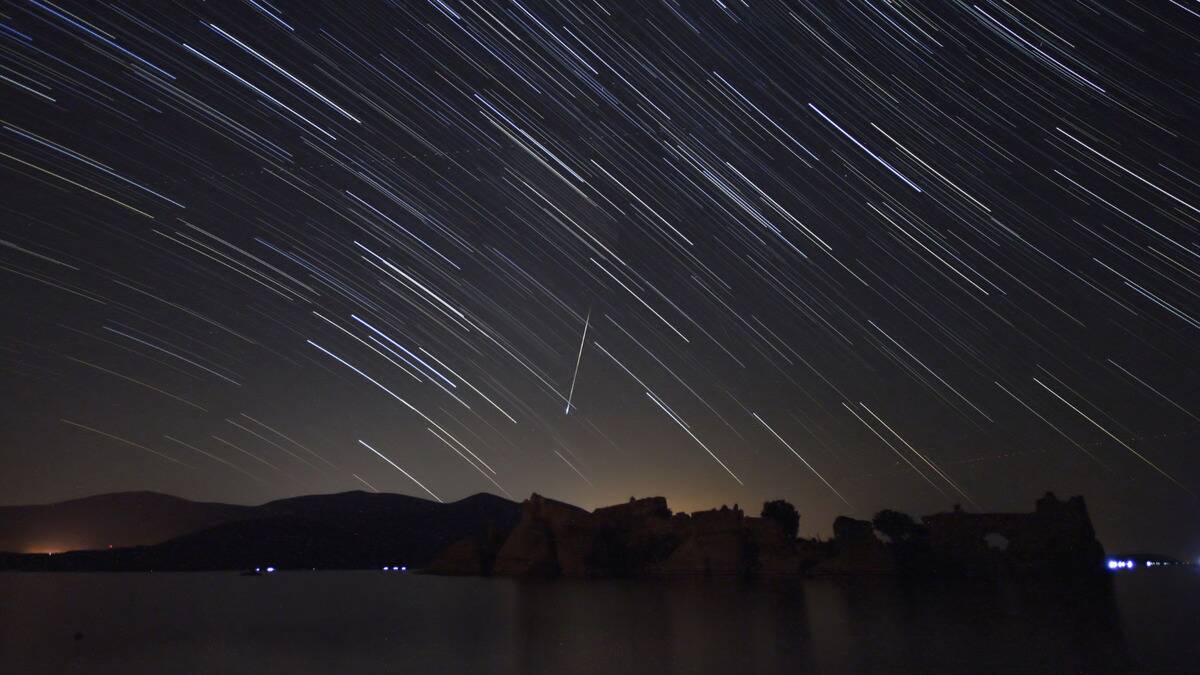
[2,0,1199,554]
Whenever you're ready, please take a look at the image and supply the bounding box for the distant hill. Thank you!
[0,491,257,553]
[253,491,524,567]
[0,490,521,571]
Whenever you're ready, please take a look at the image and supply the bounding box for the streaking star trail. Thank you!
[1,0,1199,552]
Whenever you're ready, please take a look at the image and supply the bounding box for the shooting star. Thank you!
[565,309,591,414]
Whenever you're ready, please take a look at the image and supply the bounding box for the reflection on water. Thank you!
[1,568,1196,674]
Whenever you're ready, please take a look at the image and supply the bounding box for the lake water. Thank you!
[1,568,1197,674]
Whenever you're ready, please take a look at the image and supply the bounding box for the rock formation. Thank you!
[921,492,1105,575]
[657,506,749,575]
[810,516,894,575]
[490,493,594,576]
[459,495,774,577]
[589,497,680,576]
[746,515,802,574]
[424,526,509,576]
[426,491,1107,579]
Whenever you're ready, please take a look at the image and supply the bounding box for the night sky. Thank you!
[2,0,1199,557]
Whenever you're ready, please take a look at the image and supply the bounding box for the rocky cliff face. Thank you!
[490,493,593,576]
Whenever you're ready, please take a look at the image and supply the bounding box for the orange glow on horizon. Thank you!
[22,543,73,555]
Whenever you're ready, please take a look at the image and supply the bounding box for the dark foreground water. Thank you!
[2,568,1198,674]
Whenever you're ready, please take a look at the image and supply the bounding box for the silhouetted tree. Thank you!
[872,509,920,542]
[761,500,800,540]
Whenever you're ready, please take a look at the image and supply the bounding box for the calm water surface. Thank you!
[1,568,1197,674]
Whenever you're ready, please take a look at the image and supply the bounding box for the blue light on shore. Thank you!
[1107,558,1181,570]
